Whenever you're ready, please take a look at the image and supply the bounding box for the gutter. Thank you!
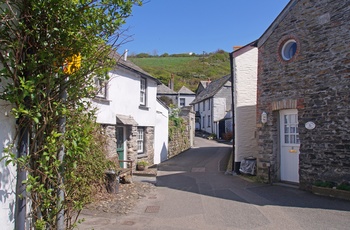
[229,52,238,174]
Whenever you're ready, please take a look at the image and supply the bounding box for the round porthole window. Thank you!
[281,39,297,61]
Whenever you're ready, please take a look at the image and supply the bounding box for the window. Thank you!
[208,115,211,127]
[208,99,210,110]
[281,39,297,61]
[140,77,146,105]
[202,116,205,128]
[180,98,185,107]
[203,101,205,111]
[283,114,300,144]
[137,128,144,154]
[94,77,106,98]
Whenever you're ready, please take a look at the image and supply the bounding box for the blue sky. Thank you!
[119,0,290,55]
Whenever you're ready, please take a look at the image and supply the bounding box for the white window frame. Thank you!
[140,77,146,106]
[180,98,185,107]
[137,128,144,154]
[281,39,297,61]
[94,77,107,98]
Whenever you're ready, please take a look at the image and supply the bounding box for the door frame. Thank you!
[279,109,300,183]
[116,126,126,168]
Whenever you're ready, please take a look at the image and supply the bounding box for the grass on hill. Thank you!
[129,50,231,92]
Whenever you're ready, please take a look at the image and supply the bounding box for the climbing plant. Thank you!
[0,0,142,229]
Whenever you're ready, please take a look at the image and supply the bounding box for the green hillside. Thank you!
[129,50,231,92]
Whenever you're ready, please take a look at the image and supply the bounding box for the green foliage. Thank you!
[137,160,148,166]
[314,181,350,191]
[0,0,141,228]
[129,50,230,91]
[168,106,186,141]
[314,181,336,188]
[336,183,350,191]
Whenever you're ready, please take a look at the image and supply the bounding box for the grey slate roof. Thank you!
[178,86,195,95]
[157,84,177,95]
[190,74,231,104]
[109,50,161,84]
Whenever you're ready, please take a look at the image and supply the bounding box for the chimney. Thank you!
[233,46,242,51]
[206,78,211,87]
[123,49,128,61]
[168,74,175,90]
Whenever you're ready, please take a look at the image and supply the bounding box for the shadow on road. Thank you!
[156,142,350,213]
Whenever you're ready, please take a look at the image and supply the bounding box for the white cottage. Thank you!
[231,41,259,173]
[0,98,17,229]
[92,51,168,168]
[191,75,232,138]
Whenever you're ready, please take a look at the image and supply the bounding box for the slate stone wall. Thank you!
[257,0,350,189]
[102,124,155,170]
[103,125,117,159]
[168,113,193,159]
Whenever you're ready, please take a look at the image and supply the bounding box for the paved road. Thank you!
[80,137,350,230]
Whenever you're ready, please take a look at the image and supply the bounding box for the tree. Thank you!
[0,0,142,229]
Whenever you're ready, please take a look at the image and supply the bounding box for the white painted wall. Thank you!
[213,97,226,122]
[178,94,195,107]
[0,99,17,229]
[154,100,169,164]
[233,46,258,162]
[93,68,158,127]
[199,99,212,134]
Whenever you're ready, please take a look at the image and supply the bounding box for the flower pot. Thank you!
[137,165,146,171]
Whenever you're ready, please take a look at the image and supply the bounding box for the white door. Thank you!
[280,109,300,183]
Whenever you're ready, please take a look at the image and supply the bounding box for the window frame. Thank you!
[137,127,144,154]
[94,77,107,99]
[180,98,186,107]
[140,77,147,106]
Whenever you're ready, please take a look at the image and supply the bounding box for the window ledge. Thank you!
[93,97,111,103]
[137,153,147,158]
[139,105,149,111]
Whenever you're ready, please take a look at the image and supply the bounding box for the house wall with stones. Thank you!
[103,124,155,171]
[168,107,195,159]
[256,0,350,189]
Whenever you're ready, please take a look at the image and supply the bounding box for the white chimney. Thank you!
[123,49,128,61]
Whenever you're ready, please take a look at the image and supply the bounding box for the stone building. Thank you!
[256,0,350,189]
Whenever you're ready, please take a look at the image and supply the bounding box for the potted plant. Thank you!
[137,160,148,171]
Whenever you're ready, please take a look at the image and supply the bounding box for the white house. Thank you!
[177,86,195,108]
[92,51,168,167]
[154,99,169,164]
[231,41,259,173]
[0,98,17,229]
[191,75,232,138]
[157,84,195,108]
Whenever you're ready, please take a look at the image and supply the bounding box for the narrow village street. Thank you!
[78,136,350,230]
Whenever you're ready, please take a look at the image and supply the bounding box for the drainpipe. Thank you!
[229,52,237,174]
[15,122,29,230]
[57,78,67,230]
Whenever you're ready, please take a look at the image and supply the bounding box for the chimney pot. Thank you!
[123,49,128,61]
